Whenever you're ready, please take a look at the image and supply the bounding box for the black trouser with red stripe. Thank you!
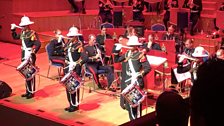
[86,62,114,89]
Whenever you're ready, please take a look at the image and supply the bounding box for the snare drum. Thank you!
[121,83,146,107]
[16,58,38,81]
[60,71,82,94]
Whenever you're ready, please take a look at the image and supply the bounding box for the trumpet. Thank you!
[11,23,24,29]
[178,54,198,61]
[58,35,73,40]
[114,43,133,49]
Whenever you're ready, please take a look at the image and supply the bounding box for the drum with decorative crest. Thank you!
[16,58,38,81]
[121,82,147,107]
[60,71,82,94]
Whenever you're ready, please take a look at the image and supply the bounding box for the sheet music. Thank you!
[146,55,167,66]
[173,68,191,83]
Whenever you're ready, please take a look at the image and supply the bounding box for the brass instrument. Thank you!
[178,54,198,61]
[94,44,105,66]
[11,23,24,29]
[114,43,133,49]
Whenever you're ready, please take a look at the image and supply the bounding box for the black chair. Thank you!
[45,43,64,80]
[151,23,166,31]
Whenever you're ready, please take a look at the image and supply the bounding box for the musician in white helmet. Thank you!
[11,16,41,99]
[114,35,151,120]
[171,46,209,89]
[63,26,86,112]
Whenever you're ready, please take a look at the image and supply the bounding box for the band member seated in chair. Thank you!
[96,26,112,64]
[171,46,209,89]
[48,29,65,66]
[84,34,114,90]
[114,35,151,120]
[11,16,41,99]
[162,25,180,53]
[67,0,86,14]
[171,39,195,92]
[142,34,161,52]
[63,26,86,112]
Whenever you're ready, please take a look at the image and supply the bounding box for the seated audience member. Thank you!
[99,0,113,23]
[163,0,178,30]
[133,0,145,22]
[84,34,114,90]
[190,58,224,126]
[144,0,161,12]
[182,0,202,36]
[142,34,161,52]
[214,2,224,32]
[156,87,189,126]
[67,0,86,14]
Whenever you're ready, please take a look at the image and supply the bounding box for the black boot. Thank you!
[21,93,29,97]
[26,93,34,99]
[68,106,79,112]
[64,106,70,111]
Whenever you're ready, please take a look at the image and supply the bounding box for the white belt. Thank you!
[23,48,33,60]
[191,10,199,13]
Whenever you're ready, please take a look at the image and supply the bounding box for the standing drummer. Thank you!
[63,26,86,112]
[11,16,41,99]
[113,35,151,120]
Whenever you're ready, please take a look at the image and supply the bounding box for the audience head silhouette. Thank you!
[190,58,224,126]
[156,87,189,126]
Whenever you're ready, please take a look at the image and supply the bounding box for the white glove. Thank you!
[178,55,185,63]
[11,23,16,30]
[68,62,77,71]
[57,35,63,43]
[115,43,122,51]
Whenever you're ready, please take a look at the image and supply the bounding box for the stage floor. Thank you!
[0,42,156,126]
